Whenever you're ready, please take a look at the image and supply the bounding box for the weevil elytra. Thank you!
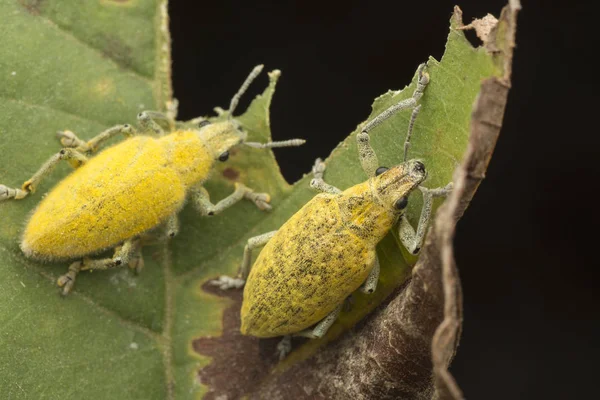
[0,65,305,295]
[212,64,453,358]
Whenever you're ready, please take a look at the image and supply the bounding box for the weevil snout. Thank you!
[198,120,248,159]
[403,159,427,183]
[373,160,427,212]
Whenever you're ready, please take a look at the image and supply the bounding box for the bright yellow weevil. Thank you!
[212,64,452,358]
[0,65,305,295]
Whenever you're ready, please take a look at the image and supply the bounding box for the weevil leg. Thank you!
[238,231,278,280]
[309,158,341,194]
[276,303,344,359]
[137,111,167,136]
[57,124,136,153]
[56,261,83,296]
[192,183,272,216]
[115,239,145,274]
[57,239,140,295]
[56,130,85,148]
[295,304,344,340]
[244,139,306,149]
[357,63,430,177]
[0,148,88,201]
[398,182,453,254]
[165,213,180,239]
[210,230,278,290]
[126,240,145,275]
[356,127,380,178]
[276,336,293,360]
[209,275,246,290]
[359,255,381,294]
[0,185,27,201]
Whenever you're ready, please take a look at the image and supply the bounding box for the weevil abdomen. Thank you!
[21,132,211,260]
[241,194,377,337]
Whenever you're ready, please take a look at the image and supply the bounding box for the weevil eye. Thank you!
[198,120,211,128]
[394,196,408,210]
[375,166,389,176]
[218,151,230,162]
[413,161,425,174]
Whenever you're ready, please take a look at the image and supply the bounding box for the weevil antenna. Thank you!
[403,105,421,162]
[228,65,264,119]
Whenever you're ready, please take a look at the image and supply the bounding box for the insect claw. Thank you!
[245,191,271,211]
[57,271,77,296]
[56,130,81,148]
[257,200,272,211]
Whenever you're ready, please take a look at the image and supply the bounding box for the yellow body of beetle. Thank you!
[210,64,452,356]
[22,130,214,260]
[1,65,305,294]
[241,161,426,337]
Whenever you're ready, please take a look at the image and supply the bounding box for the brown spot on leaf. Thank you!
[195,283,281,399]
[222,167,240,181]
[192,2,519,398]
[19,0,45,15]
[99,34,134,70]
[252,4,519,399]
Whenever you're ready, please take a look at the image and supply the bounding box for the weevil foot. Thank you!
[276,336,293,360]
[0,185,8,200]
[245,191,272,211]
[56,274,75,296]
[56,130,83,148]
[0,184,28,201]
[128,254,145,275]
[419,181,453,197]
[209,275,246,290]
[57,261,83,296]
[416,63,430,86]
[311,158,326,178]
[309,158,342,194]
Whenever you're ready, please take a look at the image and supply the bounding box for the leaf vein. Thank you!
[0,96,110,129]
[35,13,153,83]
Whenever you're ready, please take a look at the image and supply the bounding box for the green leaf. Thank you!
[0,0,172,398]
[0,1,514,399]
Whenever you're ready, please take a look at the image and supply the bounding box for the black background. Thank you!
[169,1,599,398]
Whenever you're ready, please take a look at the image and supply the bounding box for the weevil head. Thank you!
[336,160,426,244]
[195,64,266,162]
[197,120,248,162]
[372,159,427,214]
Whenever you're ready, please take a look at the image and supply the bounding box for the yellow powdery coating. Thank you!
[241,180,398,338]
[21,131,213,260]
